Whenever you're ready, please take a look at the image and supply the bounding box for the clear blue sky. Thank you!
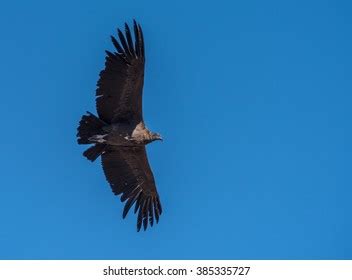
[0,0,351,259]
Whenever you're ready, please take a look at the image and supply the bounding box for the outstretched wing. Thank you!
[101,146,162,231]
[96,20,145,124]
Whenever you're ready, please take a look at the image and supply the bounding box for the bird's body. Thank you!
[91,121,157,146]
[76,20,163,231]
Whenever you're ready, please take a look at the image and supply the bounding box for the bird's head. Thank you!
[151,132,163,142]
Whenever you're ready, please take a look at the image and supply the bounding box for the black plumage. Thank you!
[77,20,162,232]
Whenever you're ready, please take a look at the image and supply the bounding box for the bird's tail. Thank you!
[77,112,107,162]
[77,112,106,144]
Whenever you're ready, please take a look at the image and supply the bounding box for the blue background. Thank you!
[0,0,351,259]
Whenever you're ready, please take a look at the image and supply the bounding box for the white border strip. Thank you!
[0,260,351,280]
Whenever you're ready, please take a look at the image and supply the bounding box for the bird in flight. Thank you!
[77,20,162,232]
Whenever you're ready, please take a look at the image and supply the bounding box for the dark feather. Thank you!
[138,24,145,58]
[96,21,145,123]
[133,20,140,57]
[118,28,132,58]
[124,23,135,56]
[83,144,106,162]
[137,199,146,232]
[156,196,163,214]
[120,184,140,202]
[134,193,142,214]
[148,198,154,226]
[101,146,161,231]
[77,112,106,144]
[153,197,160,223]
[110,36,124,54]
[142,198,149,231]
[123,190,141,219]
[105,50,116,60]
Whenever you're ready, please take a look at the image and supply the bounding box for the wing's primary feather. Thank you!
[124,23,135,56]
[110,36,124,55]
[117,28,132,58]
[101,146,161,231]
[96,21,145,124]
[138,24,145,58]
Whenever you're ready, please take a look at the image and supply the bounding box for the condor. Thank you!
[77,20,162,232]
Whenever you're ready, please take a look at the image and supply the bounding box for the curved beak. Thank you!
[156,134,163,141]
